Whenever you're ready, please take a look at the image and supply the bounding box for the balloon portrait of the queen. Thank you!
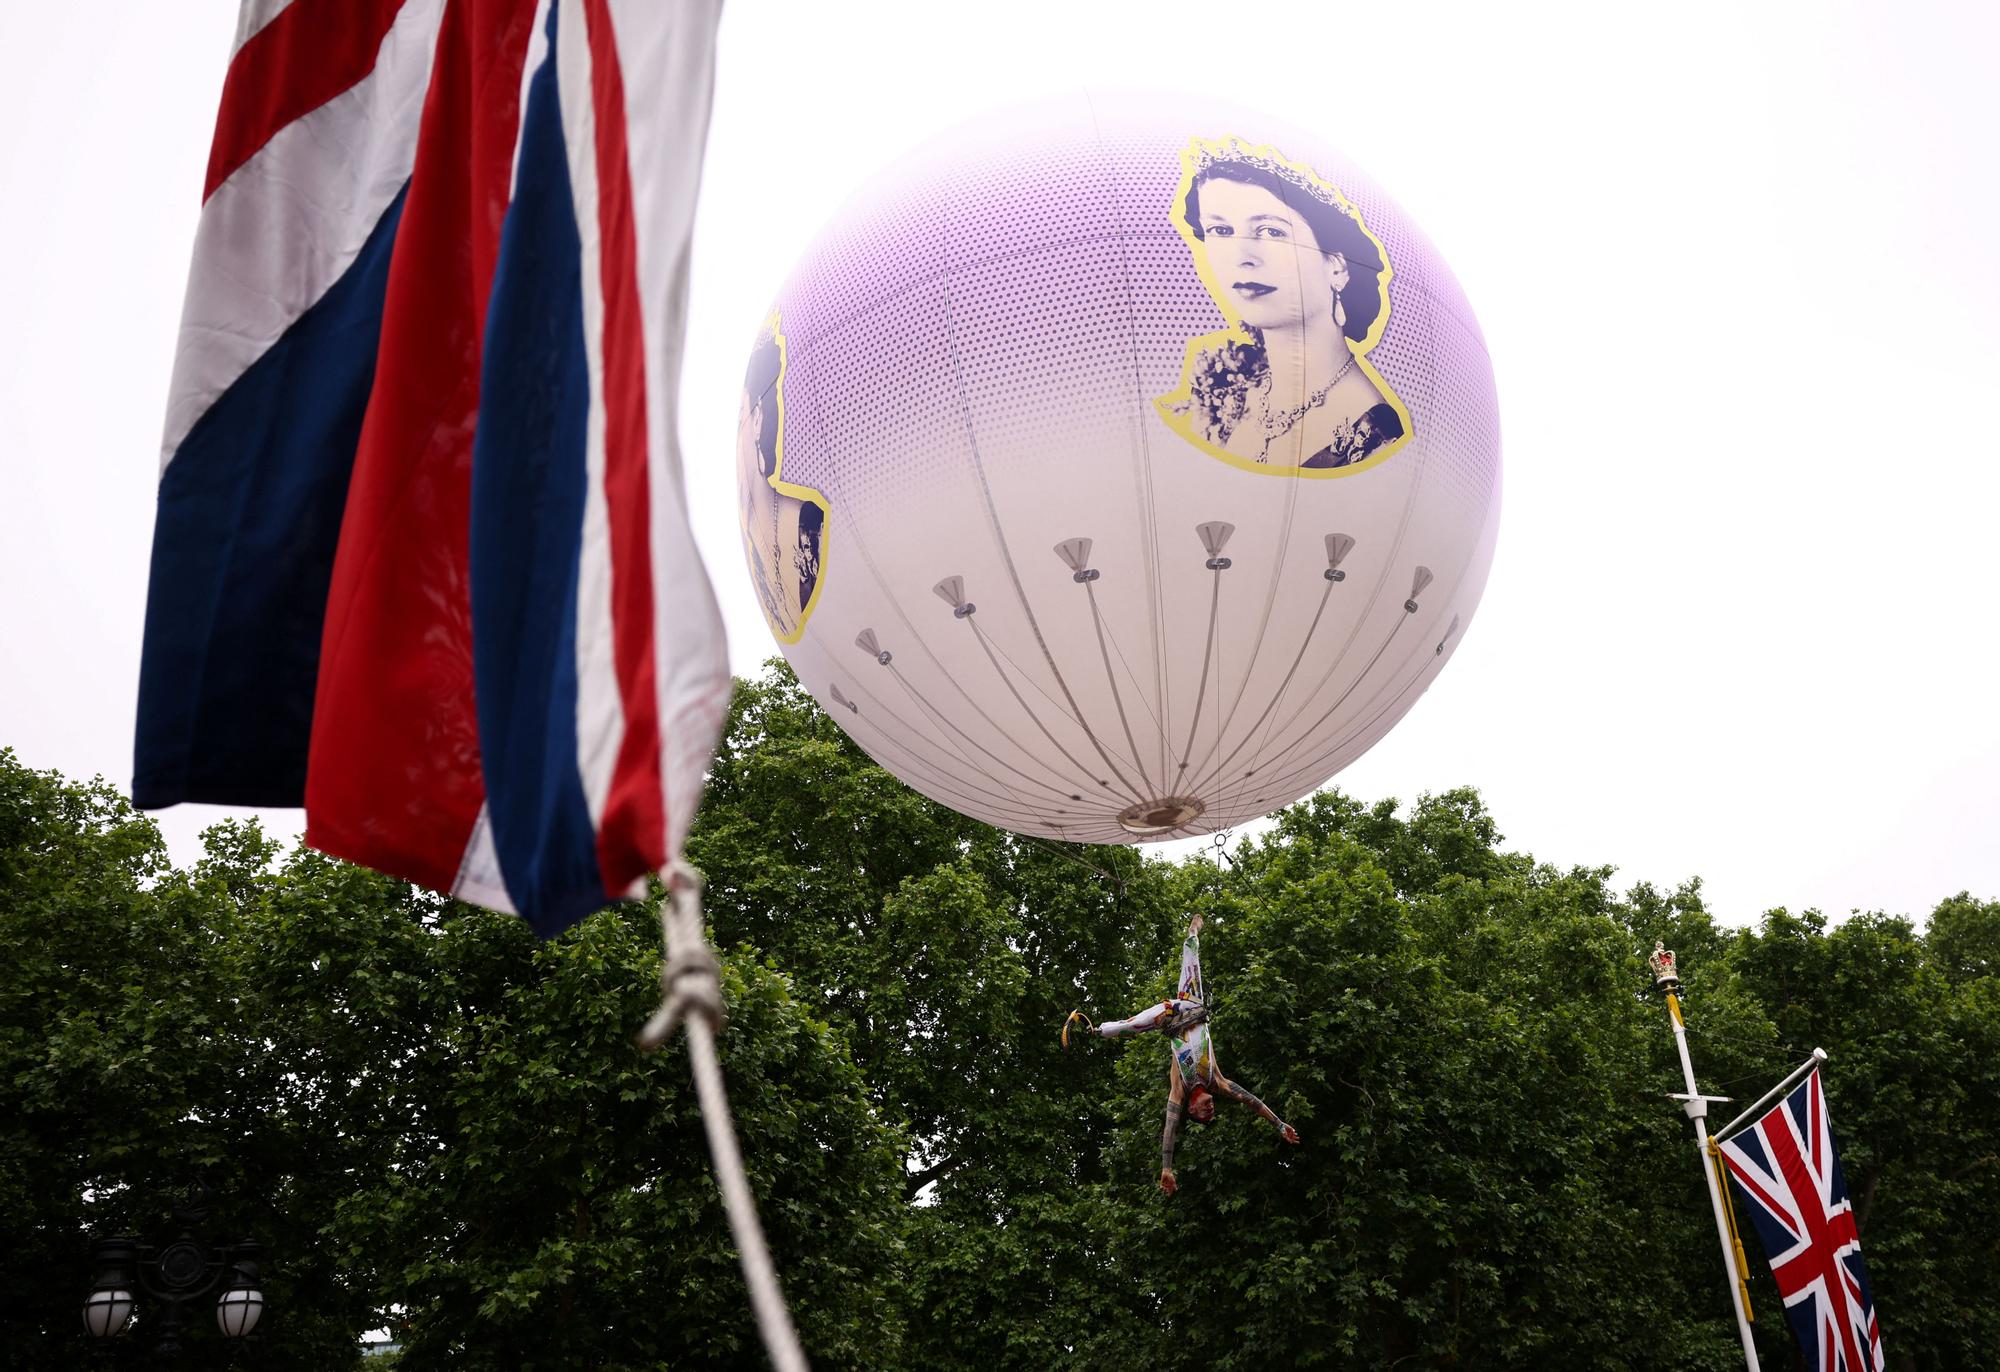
[736,315,829,643]
[1158,138,1412,476]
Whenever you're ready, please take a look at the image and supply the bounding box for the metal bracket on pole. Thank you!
[1667,1092,1733,1121]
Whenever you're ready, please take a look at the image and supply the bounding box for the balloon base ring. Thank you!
[1116,796,1206,836]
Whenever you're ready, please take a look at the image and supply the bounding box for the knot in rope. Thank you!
[636,861,725,1052]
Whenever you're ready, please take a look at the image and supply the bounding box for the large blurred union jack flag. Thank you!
[1717,1069,1886,1372]
[134,0,730,935]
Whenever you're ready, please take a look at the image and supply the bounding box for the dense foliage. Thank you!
[3,664,1994,1369]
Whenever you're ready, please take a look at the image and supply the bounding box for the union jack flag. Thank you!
[134,0,731,934]
[1716,1068,1886,1372]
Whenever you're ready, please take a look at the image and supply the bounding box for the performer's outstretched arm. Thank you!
[1214,1071,1300,1143]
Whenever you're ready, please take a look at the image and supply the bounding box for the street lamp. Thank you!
[82,1238,137,1339]
[215,1261,266,1339]
[84,1186,266,1357]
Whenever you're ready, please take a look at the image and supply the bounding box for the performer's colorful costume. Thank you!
[1071,927,1287,1174]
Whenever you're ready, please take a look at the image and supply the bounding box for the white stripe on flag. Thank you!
[452,803,519,914]
[506,0,555,201]
[161,0,443,471]
[610,0,732,863]
[554,0,627,830]
[230,0,301,58]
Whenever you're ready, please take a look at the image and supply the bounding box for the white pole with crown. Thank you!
[1649,941,1761,1371]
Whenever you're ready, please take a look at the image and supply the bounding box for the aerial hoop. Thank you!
[1061,1009,1096,1050]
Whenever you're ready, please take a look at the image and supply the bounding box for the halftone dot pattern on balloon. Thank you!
[778,277,961,514]
[744,101,1502,843]
[774,121,1495,516]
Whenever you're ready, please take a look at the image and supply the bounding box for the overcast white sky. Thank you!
[2,1,1994,927]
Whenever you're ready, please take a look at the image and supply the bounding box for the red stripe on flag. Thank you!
[204,0,409,202]
[306,0,537,895]
[1763,1116,1867,1372]
[579,0,667,894]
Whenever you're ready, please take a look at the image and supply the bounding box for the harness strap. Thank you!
[1159,1003,1209,1037]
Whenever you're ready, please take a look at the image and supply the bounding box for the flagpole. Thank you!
[1714,1048,1828,1144]
[1648,943,1761,1372]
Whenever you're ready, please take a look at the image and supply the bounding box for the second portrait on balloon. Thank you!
[738,315,830,643]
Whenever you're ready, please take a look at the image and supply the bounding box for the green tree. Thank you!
[0,749,908,1369]
[0,755,374,1367]
[1066,792,1756,1371]
[686,664,1181,1212]
[6,659,1997,1370]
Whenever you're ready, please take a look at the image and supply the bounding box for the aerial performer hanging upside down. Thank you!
[1065,914,1299,1195]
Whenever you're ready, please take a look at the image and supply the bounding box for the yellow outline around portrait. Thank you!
[1154,135,1413,479]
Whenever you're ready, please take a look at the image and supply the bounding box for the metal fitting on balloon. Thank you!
[1403,565,1434,613]
[854,629,893,666]
[1324,533,1355,582]
[1197,523,1235,570]
[932,576,976,618]
[1053,538,1100,584]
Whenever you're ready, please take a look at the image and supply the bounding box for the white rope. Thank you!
[636,862,810,1372]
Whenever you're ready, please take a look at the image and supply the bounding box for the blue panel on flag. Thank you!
[1727,1128,1770,1177]
[134,185,410,810]
[470,5,610,935]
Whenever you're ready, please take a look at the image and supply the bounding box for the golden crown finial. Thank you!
[1649,940,1681,990]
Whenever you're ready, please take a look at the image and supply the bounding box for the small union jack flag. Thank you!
[1717,1068,1886,1372]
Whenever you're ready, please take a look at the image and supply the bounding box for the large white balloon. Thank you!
[735,95,1500,844]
